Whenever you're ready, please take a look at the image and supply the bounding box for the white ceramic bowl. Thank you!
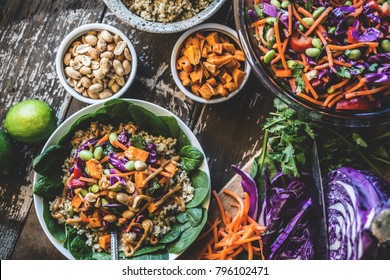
[56,23,137,104]
[171,23,251,104]
[103,0,226,34]
[33,99,210,260]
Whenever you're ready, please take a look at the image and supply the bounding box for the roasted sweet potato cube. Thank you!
[126,146,149,162]
[195,32,205,40]
[222,43,236,54]
[198,83,214,100]
[89,217,103,228]
[189,36,200,47]
[234,50,246,61]
[221,72,233,84]
[164,163,178,174]
[135,171,147,187]
[98,234,111,250]
[191,84,201,96]
[203,67,210,79]
[71,195,83,209]
[86,158,103,179]
[211,69,220,76]
[190,70,202,83]
[177,56,193,73]
[205,32,219,46]
[202,45,209,58]
[207,54,234,68]
[178,70,190,81]
[224,59,239,69]
[79,212,89,223]
[224,82,238,92]
[206,77,217,87]
[182,78,193,87]
[187,45,201,65]
[217,83,229,97]
[202,61,217,74]
[232,68,246,87]
[213,43,223,55]
[219,35,229,43]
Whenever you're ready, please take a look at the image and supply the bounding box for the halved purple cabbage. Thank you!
[323,168,390,260]
[232,165,259,220]
[260,172,314,260]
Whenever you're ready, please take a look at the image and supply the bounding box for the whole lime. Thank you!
[4,100,57,145]
[0,130,16,175]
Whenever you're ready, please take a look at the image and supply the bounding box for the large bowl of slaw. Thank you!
[234,0,390,127]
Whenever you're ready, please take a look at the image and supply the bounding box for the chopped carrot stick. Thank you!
[297,6,312,17]
[100,156,108,164]
[297,92,323,105]
[213,190,227,226]
[332,79,350,90]
[345,78,366,94]
[332,59,352,68]
[327,94,345,108]
[288,4,293,35]
[291,4,310,29]
[79,176,97,183]
[148,167,174,178]
[251,18,267,27]
[106,171,136,178]
[305,7,332,36]
[345,84,390,99]
[323,91,343,107]
[274,69,292,77]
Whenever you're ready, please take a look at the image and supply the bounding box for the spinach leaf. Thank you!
[168,208,207,254]
[119,245,168,260]
[159,225,181,244]
[130,134,145,149]
[131,249,169,260]
[43,199,65,242]
[186,207,203,227]
[128,104,170,137]
[134,244,165,257]
[185,170,210,208]
[180,221,192,232]
[159,116,190,149]
[69,235,92,260]
[33,145,70,177]
[92,252,111,260]
[34,176,63,199]
[95,99,132,123]
[176,212,188,224]
[179,145,204,173]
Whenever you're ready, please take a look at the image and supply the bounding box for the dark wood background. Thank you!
[0,0,273,259]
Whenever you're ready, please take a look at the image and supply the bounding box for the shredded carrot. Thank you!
[297,92,323,106]
[274,22,288,70]
[100,156,108,164]
[111,140,128,151]
[288,4,293,35]
[332,59,352,68]
[328,42,379,51]
[251,18,267,27]
[327,93,345,108]
[345,84,390,99]
[148,167,174,178]
[305,7,332,36]
[274,69,292,77]
[331,79,350,90]
[200,191,265,260]
[291,4,310,29]
[302,74,319,99]
[297,6,312,17]
[95,135,108,147]
[79,176,97,183]
[106,171,136,178]
[323,91,343,107]
[345,78,367,94]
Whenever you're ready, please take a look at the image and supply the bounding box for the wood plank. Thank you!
[0,0,106,260]
[191,75,274,191]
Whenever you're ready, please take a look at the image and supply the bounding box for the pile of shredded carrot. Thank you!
[198,190,266,260]
[251,0,390,109]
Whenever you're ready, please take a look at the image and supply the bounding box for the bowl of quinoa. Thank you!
[103,0,227,33]
[33,99,210,260]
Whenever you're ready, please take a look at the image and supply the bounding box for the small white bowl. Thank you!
[103,0,227,34]
[56,23,137,104]
[171,23,251,104]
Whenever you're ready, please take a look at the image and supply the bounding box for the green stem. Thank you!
[326,128,382,176]
[370,156,390,166]
[371,132,390,142]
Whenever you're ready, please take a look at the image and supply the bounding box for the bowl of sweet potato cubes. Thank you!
[171,23,250,104]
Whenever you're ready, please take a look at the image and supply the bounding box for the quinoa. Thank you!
[122,0,214,23]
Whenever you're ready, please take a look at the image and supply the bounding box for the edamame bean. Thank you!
[266,17,277,25]
[345,1,352,5]
[281,0,290,9]
[345,49,361,60]
[328,27,336,34]
[270,0,281,9]
[101,198,109,209]
[109,132,118,144]
[263,50,276,64]
[312,38,322,49]
[85,167,90,176]
[299,24,305,31]
[125,160,135,171]
[313,7,326,19]
[79,150,93,161]
[68,205,74,217]
[90,184,100,193]
[287,60,297,69]
[93,146,103,160]
[80,188,88,197]
[305,48,321,58]
[381,40,390,52]
[302,17,314,26]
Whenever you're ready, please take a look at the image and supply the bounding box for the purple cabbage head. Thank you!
[323,167,390,260]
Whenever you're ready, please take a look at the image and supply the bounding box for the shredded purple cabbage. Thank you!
[108,151,128,172]
[145,142,157,164]
[231,165,259,220]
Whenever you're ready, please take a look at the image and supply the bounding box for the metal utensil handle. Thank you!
[110,231,118,260]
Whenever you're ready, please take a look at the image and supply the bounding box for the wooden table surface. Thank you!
[0,0,274,260]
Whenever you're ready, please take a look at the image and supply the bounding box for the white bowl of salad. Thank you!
[32,99,210,260]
